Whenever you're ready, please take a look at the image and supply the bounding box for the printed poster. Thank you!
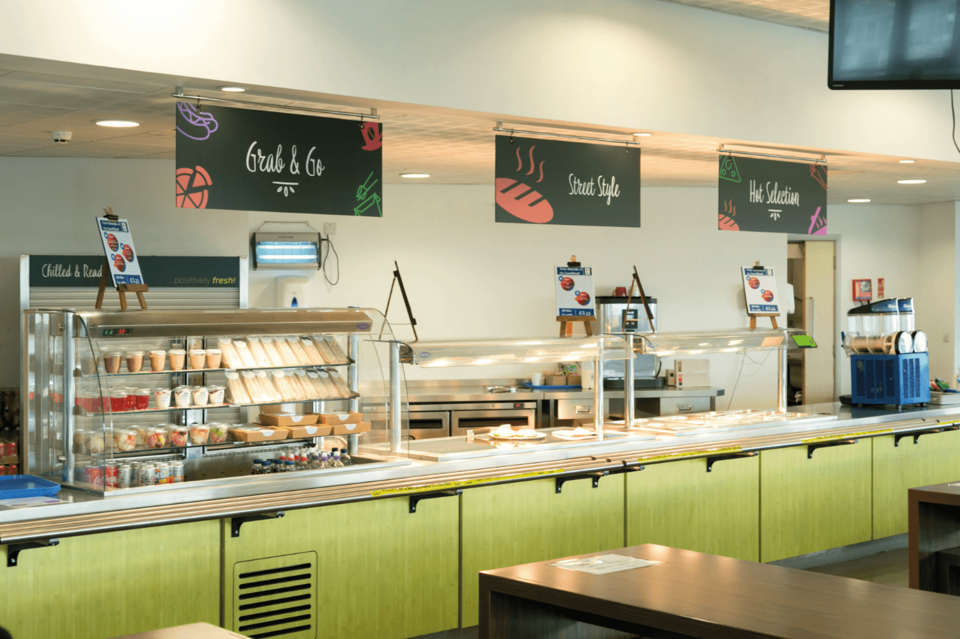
[742,267,779,315]
[556,266,596,317]
[96,218,144,288]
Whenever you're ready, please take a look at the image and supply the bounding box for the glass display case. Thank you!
[22,308,408,495]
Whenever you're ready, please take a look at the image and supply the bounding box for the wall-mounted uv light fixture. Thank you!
[251,232,321,270]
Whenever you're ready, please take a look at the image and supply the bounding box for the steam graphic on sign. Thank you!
[495,144,554,224]
[719,199,740,231]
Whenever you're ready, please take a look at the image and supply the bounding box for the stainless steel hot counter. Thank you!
[2,402,959,543]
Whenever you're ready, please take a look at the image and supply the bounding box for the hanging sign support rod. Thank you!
[494,125,640,146]
[718,144,826,164]
[172,88,379,120]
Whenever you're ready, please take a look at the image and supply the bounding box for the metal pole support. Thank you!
[389,341,402,453]
[624,333,635,428]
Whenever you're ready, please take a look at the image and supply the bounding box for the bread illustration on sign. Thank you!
[496,143,554,223]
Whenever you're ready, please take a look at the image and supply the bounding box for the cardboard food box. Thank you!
[328,421,372,436]
[566,375,582,386]
[275,424,333,439]
[316,412,363,425]
[258,412,320,427]
[229,427,290,443]
[545,375,567,386]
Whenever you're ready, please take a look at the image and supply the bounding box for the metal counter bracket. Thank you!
[7,538,59,567]
[409,489,461,514]
[807,439,856,459]
[231,511,285,538]
[896,425,959,447]
[556,470,608,493]
[706,451,756,472]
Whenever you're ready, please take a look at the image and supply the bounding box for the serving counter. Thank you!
[7,318,960,639]
[2,402,960,638]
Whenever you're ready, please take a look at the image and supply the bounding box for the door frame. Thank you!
[788,233,842,401]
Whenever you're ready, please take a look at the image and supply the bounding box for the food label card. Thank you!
[97,218,144,288]
[556,266,596,317]
[741,266,779,315]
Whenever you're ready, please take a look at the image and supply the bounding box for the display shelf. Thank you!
[0,455,18,465]
[76,361,353,378]
[98,435,342,458]
[74,393,361,417]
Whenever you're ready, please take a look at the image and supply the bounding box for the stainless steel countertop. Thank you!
[2,402,958,539]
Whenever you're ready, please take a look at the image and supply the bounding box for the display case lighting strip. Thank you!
[172,87,379,120]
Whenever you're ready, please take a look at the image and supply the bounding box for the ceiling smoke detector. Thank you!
[51,131,72,144]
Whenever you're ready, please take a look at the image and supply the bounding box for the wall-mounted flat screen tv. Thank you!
[829,0,960,89]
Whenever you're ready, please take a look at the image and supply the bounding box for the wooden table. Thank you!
[909,481,960,593]
[479,544,960,638]
[110,623,247,639]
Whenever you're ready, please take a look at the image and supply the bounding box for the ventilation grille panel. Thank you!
[233,552,317,639]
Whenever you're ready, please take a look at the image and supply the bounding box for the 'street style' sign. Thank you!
[96,218,144,288]
[495,136,640,227]
[175,103,382,216]
[718,156,827,235]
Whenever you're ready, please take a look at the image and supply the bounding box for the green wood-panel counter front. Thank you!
[222,494,459,639]
[0,520,219,639]
[626,454,760,562]
[460,474,625,627]
[760,439,873,563]
[873,429,960,539]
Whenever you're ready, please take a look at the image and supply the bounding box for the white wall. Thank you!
[0,154,789,408]
[0,157,248,388]
[829,204,923,393]
[916,202,959,382]
[250,183,787,410]
[0,0,957,163]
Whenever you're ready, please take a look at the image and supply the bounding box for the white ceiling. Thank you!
[1,59,959,205]
[656,0,829,32]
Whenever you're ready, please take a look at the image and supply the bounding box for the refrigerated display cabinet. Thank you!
[22,308,408,495]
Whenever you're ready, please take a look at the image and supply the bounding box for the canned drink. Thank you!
[157,462,171,485]
[118,464,132,489]
[139,463,156,487]
[0,465,8,476]
[172,462,184,483]
[104,463,119,490]
[7,441,17,457]
[83,465,103,488]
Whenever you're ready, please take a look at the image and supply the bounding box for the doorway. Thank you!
[787,241,836,405]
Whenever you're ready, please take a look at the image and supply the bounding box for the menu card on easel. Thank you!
[96,218,145,288]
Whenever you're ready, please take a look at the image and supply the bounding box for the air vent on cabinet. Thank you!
[233,552,317,638]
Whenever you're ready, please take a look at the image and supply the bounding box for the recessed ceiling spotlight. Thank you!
[632,132,653,137]
[847,199,871,203]
[93,120,140,128]
[897,179,926,184]
[400,173,430,178]
[898,159,915,164]
[219,86,247,93]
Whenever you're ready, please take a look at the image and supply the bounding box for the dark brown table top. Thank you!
[910,481,960,506]
[480,544,960,639]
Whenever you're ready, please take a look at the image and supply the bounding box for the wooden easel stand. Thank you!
[558,316,595,337]
[95,207,148,310]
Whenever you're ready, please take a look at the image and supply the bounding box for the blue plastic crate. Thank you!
[0,475,61,500]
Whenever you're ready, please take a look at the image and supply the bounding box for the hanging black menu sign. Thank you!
[494,136,640,227]
[175,103,382,216]
[718,155,827,235]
